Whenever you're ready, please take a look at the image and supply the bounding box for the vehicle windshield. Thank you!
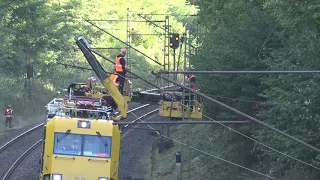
[53,133,112,158]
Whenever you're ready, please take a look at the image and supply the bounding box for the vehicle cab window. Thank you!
[83,135,111,158]
[54,133,82,155]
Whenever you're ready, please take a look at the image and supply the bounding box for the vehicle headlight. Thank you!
[44,174,50,180]
[52,174,62,180]
[98,178,108,180]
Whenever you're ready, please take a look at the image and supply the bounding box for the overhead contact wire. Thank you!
[131,84,320,171]
[127,110,277,180]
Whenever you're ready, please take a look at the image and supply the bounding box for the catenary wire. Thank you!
[127,110,278,180]
[76,43,320,171]
[127,80,320,171]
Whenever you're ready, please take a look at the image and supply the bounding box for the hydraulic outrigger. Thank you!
[75,35,128,120]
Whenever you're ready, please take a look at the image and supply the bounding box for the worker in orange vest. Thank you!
[115,48,127,94]
[180,71,196,111]
[5,104,14,128]
[185,73,196,90]
[110,71,120,88]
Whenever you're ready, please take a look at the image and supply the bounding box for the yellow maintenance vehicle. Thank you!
[39,35,133,180]
[39,96,120,180]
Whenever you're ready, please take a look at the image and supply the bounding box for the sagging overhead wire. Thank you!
[154,73,320,154]
[85,20,163,66]
[131,83,320,171]
[149,73,320,171]
[123,70,320,171]
[91,49,162,89]
[115,72,319,175]
[74,36,320,172]
[205,93,278,105]
[201,113,320,171]
[85,47,320,172]
[126,109,277,180]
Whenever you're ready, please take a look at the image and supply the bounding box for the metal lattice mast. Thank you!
[187,26,192,180]
[182,27,188,121]
[126,8,131,70]
[163,16,170,86]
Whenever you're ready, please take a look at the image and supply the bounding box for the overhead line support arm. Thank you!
[87,19,165,23]
[158,70,320,74]
[113,121,250,125]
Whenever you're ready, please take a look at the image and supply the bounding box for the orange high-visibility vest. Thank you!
[115,57,124,72]
[5,108,13,118]
[110,74,119,88]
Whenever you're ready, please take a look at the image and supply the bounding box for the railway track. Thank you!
[0,103,159,180]
[0,123,43,180]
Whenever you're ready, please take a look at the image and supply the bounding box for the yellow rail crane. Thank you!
[74,35,130,121]
[38,35,132,180]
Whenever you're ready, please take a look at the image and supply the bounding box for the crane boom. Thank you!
[74,35,128,120]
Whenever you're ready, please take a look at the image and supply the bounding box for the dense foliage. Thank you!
[186,0,320,179]
[0,0,195,122]
[1,0,320,179]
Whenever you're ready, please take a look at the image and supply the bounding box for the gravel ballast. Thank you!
[0,127,43,178]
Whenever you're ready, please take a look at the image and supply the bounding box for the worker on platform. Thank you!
[115,48,127,94]
[180,69,196,111]
[5,104,14,128]
[185,73,196,91]
[179,69,196,91]
[110,66,120,88]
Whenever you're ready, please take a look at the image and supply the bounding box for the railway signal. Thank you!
[170,33,180,49]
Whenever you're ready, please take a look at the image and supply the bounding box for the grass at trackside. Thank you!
[0,114,45,136]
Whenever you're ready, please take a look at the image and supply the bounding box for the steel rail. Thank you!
[2,140,42,180]
[120,109,159,130]
[113,104,150,116]
[0,123,43,153]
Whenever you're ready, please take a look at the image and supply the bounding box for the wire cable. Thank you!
[127,110,278,180]
[76,36,320,172]
[204,93,278,104]
[130,84,320,171]
[124,75,320,171]
[202,114,320,170]
[107,67,320,171]
[157,75,320,153]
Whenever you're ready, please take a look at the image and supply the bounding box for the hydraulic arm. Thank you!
[74,35,128,120]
